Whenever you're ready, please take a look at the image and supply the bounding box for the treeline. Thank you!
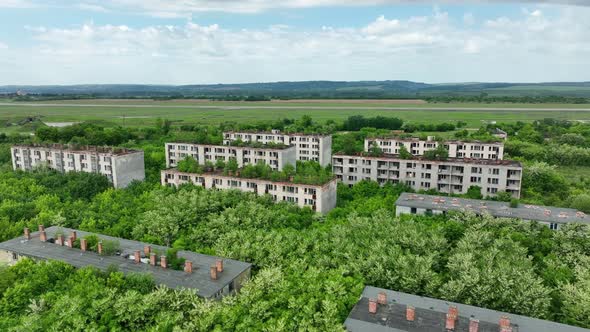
[424,95,590,104]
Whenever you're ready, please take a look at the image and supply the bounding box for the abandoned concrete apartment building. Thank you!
[222,130,333,167]
[0,226,251,299]
[11,144,145,188]
[162,141,337,213]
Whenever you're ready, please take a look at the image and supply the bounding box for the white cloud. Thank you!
[3,5,590,84]
[0,0,36,8]
[0,42,7,49]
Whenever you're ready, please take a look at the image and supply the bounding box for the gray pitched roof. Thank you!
[395,193,588,225]
[345,286,590,332]
[0,227,251,298]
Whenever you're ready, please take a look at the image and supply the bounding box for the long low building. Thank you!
[364,136,504,160]
[223,130,332,167]
[333,153,523,198]
[11,144,145,188]
[165,142,296,171]
[395,193,588,230]
[161,168,337,214]
[0,226,252,299]
[345,286,589,332]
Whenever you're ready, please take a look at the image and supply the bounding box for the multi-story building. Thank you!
[345,286,588,332]
[165,142,297,171]
[161,169,337,214]
[364,136,504,160]
[222,130,332,167]
[395,193,588,231]
[11,144,145,188]
[332,153,522,198]
[0,226,252,299]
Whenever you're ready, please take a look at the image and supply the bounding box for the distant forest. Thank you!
[1,80,590,103]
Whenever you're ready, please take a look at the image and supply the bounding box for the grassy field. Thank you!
[2,99,590,133]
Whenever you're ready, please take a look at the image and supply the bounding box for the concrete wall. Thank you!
[113,151,146,188]
[333,155,522,198]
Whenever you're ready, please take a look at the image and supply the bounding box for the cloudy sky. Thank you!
[0,0,588,85]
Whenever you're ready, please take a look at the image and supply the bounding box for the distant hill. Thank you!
[1,81,590,98]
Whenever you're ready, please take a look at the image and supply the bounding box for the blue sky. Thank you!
[0,1,588,84]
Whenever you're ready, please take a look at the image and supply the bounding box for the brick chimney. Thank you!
[80,238,87,251]
[210,265,218,280]
[40,230,47,242]
[160,255,167,269]
[38,224,45,232]
[377,291,387,305]
[499,316,511,332]
[24,227,30,240]
[150,252,156,266]
[98,241,103,255]
[70,231,77,242]
[368,298,377,314]
[57,234,65,246]
[406,306,415,322]
[184,261,193,274]
[144,245,151,256]
[216,259,224,273]
[134,250,141,263]
[448,305,458,319]
[446,313,456,331]
[469,318,479,332]
[67,236,74,248]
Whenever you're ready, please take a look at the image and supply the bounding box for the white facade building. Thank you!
[223,130,332,167]
[161,169,338,214]
[364,137,504,160]
[11,144,145,188]
[332,153,522,198]
[395,193,588,231]
[165,142,297,171]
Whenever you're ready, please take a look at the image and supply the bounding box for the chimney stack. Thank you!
[377,291,387,305]
[144,245,151,256]
[210,265,218,280]
[368,298,377,314]
[24,227,30,240]
[150,252,156,266]
[67,236,74,248]
[40,230,47,242]
[98,241,103,255]
[134,250,141,263]
[160,255,167,269]
[216,259,224,273]
[406,306,415,322]
[57,234,65,246]
[80,238,87,251]
[38,224,45,232]
[184,261,193,274]
[499,316,511,332]
[469,318,479,332]
[446,313,456,331]
[70,231,77,242]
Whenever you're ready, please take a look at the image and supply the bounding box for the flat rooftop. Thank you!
[345,286,589,332]
[0,227,251,298]
[163,168,337,188]
[223,130,331,137]
[12,144,142,156]
[367,137,503,145]
[395,193,588,225]
[333,153,521,167]
[166,142,293,150]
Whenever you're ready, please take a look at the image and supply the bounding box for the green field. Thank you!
[2,99,590,133]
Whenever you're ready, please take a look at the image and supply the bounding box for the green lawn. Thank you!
[2,99,590,134]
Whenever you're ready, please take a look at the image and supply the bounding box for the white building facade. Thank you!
[11,144,145,188]
[165,142,297,171]
[332,154,522,198]
[223,130,332,167]
[364,137,504,160]
[161,169,338,214]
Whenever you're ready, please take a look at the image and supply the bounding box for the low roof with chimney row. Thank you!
[0,227,251,298]
[395,193,588,225]
[345,286,590,332]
